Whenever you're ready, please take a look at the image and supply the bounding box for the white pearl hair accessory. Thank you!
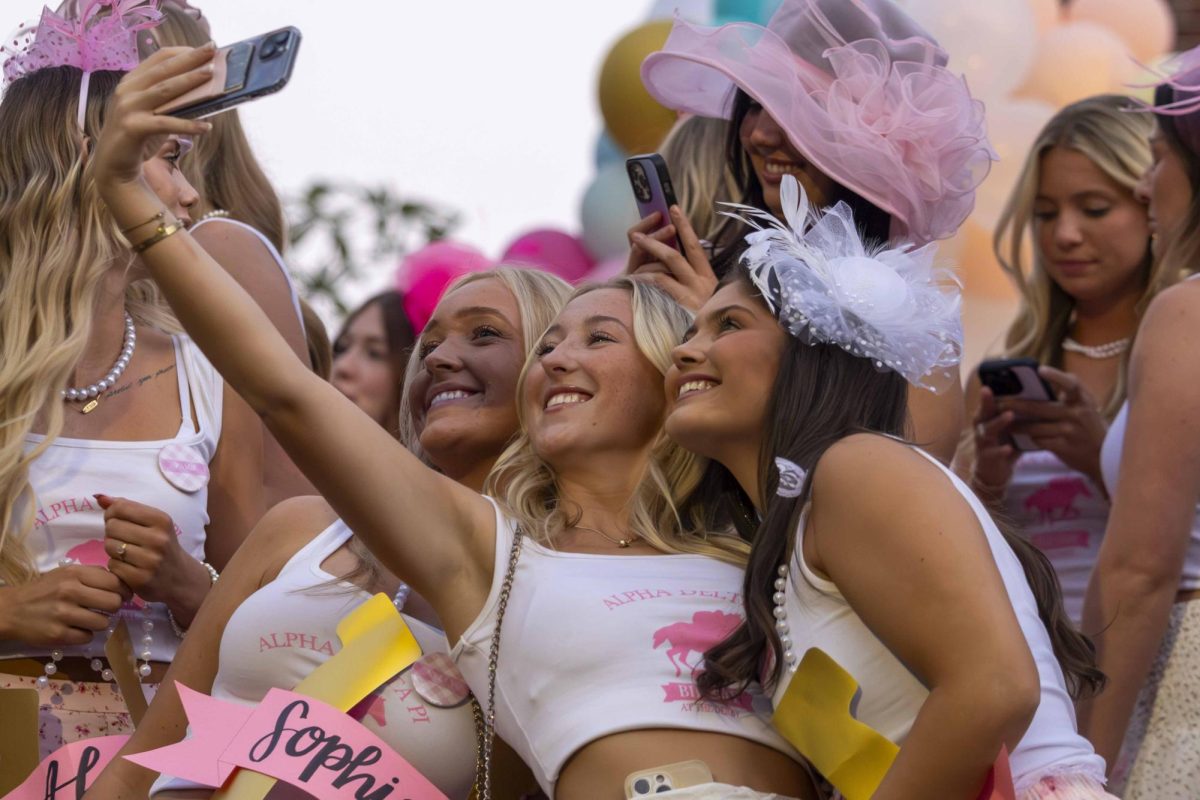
[775,458,808,498]
[720,175,963,392]
[61,311,136,402]
[773,563,798,672]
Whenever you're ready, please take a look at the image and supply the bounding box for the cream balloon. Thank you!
[1015,22,1138,109]
[896,0,1037,99]
[1066,0,1175,63]
[1028,0,1061,35]
[972,99,1056,230]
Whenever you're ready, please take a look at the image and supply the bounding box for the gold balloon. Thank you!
[598,21,679,156]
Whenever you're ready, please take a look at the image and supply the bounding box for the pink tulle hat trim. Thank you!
[3,0,161,83]
[641,0,996,245]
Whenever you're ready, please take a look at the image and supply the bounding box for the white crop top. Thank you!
[191,216,304,330]
[1101,401,1200,592]
[1003,451,1110,624]
[1,337,220,664]
[453,499,798,797]
[152,519,476,799]
[772,447,1106,793]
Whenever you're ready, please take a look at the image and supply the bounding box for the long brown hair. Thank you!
[697,271,1105,701]
[333,291,416,439]
[153,3,288,251]
[1154,83,1200,282]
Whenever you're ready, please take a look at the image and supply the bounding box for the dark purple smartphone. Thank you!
[627,154,681,252]
[978,358,1057,452]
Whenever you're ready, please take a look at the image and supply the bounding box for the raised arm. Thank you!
[810,435,1038,799]
[1077,281,1200,767]
[91,47,495,634]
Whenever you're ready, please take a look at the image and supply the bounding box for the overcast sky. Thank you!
[167,0,658,305]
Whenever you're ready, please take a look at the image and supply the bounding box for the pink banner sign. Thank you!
[2,735,128,800]
[127,683,446,800]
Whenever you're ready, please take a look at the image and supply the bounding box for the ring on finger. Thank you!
[975,423,987,440]
[116,541,128,561]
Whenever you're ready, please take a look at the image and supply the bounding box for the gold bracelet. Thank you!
[120,209,165,235]
[131,221,185,254]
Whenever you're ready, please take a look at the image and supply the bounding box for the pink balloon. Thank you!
[501,229,596,283]
[583,256,627,283]
[395,240,493,332]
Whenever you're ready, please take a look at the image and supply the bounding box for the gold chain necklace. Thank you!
[573,525,640,548]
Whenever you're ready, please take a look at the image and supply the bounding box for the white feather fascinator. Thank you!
[722,175,963,392]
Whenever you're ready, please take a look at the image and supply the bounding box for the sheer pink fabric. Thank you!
[641,0,996,246]
[2,0,161,83]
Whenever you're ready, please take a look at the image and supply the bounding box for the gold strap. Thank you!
[131,220,185,254]
[120,209,164,235]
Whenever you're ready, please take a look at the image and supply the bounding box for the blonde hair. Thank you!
[0,68,178,585]
[485,277,750,566]
[153,4,288,251]
[398,267,573,462]
[994,94,1159,418]
[660,115,740,251]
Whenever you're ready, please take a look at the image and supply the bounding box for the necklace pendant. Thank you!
[81,399,99,414]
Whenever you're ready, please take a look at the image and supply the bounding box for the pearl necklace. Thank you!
[61,312,136,414]
[1062,336,1130,360]
[772,563,798,673]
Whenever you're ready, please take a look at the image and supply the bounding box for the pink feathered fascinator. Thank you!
[3,0,162,129]
[1136,45,1200,155]
[641,0,996,246]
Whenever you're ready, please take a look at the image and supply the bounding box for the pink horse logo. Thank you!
[64,538,108,566]
[653,610,742,677]
[1024,477,1093,524]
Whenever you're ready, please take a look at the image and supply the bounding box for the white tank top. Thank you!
[453,498,798,797]
[1101,402,1200,592]
[772,447,1106,793]
[151,519,476,799]
[1,337,221,663]
[1003,451,1110,624]
[191,216,304,330]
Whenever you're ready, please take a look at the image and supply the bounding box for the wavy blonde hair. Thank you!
[485,277,749,566]
[994,94,1158,418]
[153,3,288,251]
[0,68,179,585]
[660,115,740,252]
[398,267,573,461]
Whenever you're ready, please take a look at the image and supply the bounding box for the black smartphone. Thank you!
[627,154,682,252]
[978,358,1057,451]
[156,27,301,119]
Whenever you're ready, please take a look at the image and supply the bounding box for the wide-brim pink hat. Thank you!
[641,0,996,245]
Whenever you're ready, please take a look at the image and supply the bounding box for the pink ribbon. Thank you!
[2,734,128,799]
[126,683,447,800]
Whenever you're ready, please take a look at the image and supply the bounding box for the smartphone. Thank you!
[624,760,713,797]
[978,358,1057,452]
[155,27,301,119]
[627,154,682,252]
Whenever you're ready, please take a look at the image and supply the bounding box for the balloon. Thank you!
[1066,0,1175,63]
[943,219,1021,302]
[896,0,1036,99]
[645,0,711,23]
[395,240,493,332]
[501,229,596,283]
[598,21,678,155]
[1027,0,1060,35]
[1015,22,1138,109]
[594,131,627,170]
[585,256,628,284]
[714,0,782,25]
[581,161,641,261]
[971,99,1056,229]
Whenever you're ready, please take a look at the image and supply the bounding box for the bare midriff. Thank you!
[554,728,815,800]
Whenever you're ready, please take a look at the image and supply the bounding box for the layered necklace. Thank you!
[1062,336,1130,360]
[61,312,137,414]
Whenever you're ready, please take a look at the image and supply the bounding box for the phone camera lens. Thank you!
[655,787,672,794]
[260,42,278,59]
[633,778,650,794]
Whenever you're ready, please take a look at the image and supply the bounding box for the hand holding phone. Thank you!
[977,358,1057,452]
[156,27,301,119]
[627,154,682,252]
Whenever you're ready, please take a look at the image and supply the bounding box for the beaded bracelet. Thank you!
[131,220,185,254]
[166,561,220,639]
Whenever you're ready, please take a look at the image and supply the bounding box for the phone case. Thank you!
[624,760,713,798]
[627,154,681,251]
[977,358,1056,452]
[157,27,301,119]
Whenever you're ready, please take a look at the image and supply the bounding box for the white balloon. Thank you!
[646,0,712,22]
[896,0,1037,100]
[973,98,1056,229]
[580,161,641,262]
[1066,0,1175,63]
[1016,22,1138,109]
